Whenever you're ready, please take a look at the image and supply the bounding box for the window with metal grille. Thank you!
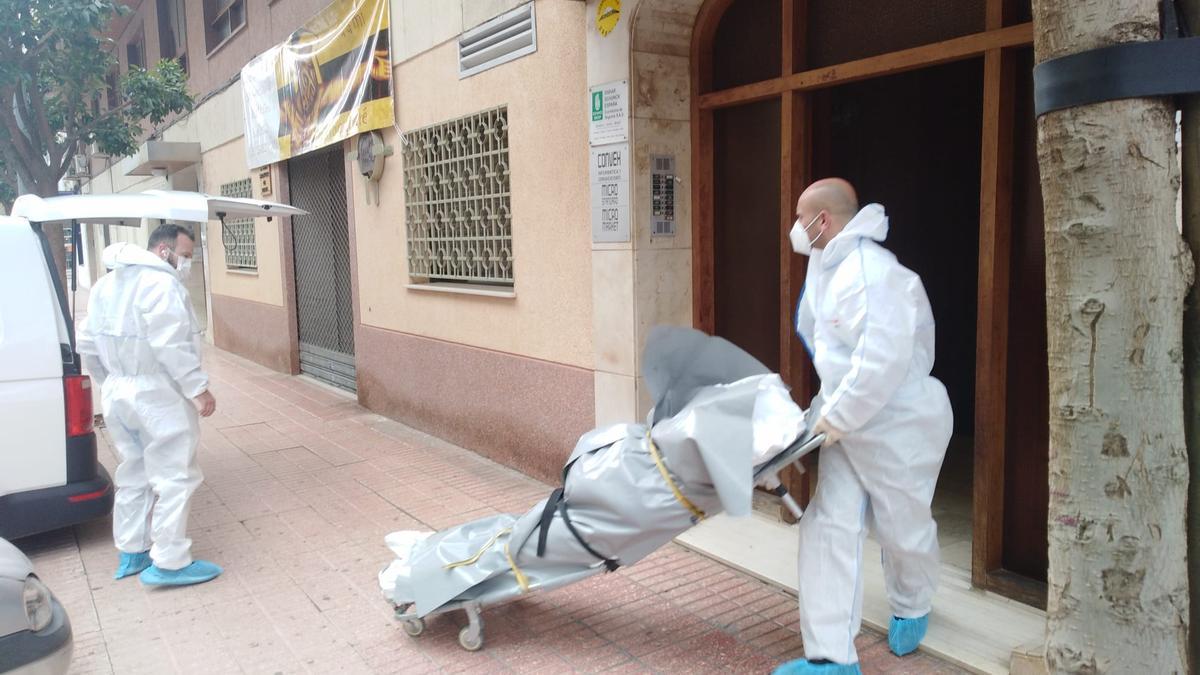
[403,106,513,286]
[219,178,257,270]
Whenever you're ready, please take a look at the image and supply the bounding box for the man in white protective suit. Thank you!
[774,179,953,675]
[78,224,223,587]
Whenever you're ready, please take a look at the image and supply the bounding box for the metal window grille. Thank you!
[219,178,258,270]
[403,106,513,285]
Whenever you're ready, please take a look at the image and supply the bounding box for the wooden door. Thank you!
[692,0,1047,604]
[712,100,782,372]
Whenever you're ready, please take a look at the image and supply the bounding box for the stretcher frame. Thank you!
[391,432,825,651]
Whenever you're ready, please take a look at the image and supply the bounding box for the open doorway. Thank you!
[810,59,984,570]
[692,0,1048,601]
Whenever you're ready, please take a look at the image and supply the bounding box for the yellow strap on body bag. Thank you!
[648,438,706,522]
[443,527,530,592]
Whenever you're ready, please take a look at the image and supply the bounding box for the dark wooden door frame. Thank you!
[689,0,1041,603]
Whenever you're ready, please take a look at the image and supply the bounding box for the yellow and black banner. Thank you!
[242,0,393,168]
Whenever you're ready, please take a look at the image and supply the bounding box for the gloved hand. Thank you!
[812,417,844,447]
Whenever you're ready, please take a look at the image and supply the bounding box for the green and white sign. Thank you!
[589,80,628,146]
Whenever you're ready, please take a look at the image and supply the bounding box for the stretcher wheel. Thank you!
[402,618,426,637]
[458,626,483,651]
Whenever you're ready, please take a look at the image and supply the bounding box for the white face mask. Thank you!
[175,255,193,281]
[162,247,192,280]
[789,213,821,256]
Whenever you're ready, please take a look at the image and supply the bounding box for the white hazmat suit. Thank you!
[794,204,953,664]
[78,243,207,571]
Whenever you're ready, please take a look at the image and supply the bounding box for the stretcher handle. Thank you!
[752,432,825,521]
[751,432,826,483]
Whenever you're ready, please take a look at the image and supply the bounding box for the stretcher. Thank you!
[379,326,822,651]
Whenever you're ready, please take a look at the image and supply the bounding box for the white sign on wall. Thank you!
[590,143,630,243]
[589,80,629,146]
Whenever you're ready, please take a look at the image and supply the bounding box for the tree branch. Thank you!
[59,89,82,161]
[0,94,48,177]
[55,134,87,176]
[0,157,16,189]
[0,17,54,71]
[54,135,85,180]
[0,135,41,193]
[55,143,74,181]
[56,97,137,171]
[28,79,57,163]
[16,79,48,159]
[28,28,57,59]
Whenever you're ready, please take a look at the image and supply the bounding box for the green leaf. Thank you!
[0,0,193,190]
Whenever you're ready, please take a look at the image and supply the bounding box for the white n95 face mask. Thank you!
[176,255,193,281]
[789,213,821,256]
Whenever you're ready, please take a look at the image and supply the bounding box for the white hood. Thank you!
[102,242,176,276]
[818,203,889,269]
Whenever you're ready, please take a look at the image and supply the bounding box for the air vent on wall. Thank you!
[458,2,537,79]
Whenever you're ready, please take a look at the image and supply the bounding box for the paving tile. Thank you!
[21,342,969,675]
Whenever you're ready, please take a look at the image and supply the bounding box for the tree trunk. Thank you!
[1033,1,1191,672]
[1182,0,1200,670]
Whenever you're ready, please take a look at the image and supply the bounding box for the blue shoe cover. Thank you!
[773,659,862,675]
[889,614,929,656]
[114,551,152,580]
[139,560,223,587]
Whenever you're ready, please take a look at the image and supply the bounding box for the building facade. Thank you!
[81,0,599,487]
[81,0,1053,619]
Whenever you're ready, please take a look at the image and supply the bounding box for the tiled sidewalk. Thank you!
[16,346,966,674]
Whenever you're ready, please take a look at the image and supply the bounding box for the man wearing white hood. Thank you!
[78,224,223,587]
[775,179,953,675]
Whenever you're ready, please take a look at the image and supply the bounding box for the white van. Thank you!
[0,191,303,540]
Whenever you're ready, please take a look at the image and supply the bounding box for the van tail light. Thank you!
[65,375,94,437]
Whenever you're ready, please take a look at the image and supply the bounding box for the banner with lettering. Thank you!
[242,0,393,168]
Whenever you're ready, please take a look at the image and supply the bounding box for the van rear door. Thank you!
[0,217,68,496]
